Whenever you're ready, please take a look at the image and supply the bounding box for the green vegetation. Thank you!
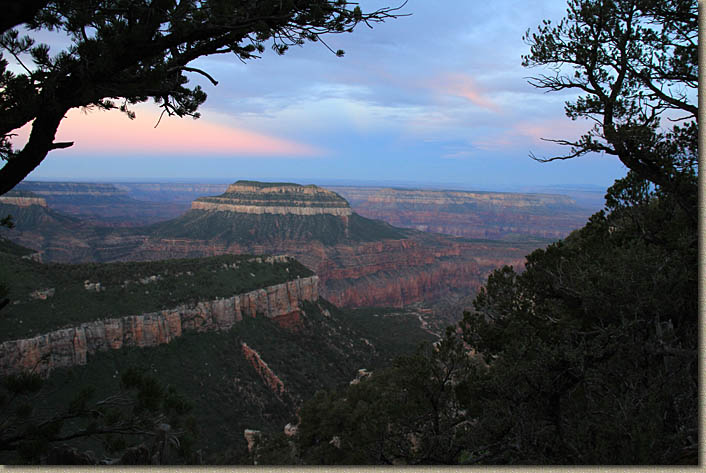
[256,0,698,464]
[331,306,437,366]
[0,368,198,465]
[151,211,411,245]
[0,252,312,342]
[0,300,434,464]
[263,176,697,464]
[0,237,35,257]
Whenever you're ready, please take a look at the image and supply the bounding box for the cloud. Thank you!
[13,106,326,157]
[428,74,503,114]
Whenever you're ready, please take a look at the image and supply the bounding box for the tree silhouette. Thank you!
[0,0,405,195]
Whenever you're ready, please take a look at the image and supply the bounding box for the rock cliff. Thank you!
[192,181,352,216]
[0,190,48,208]
[0,276,319,377]
[0,196,47,207]
[114,182,229,202]
[241,342,286,397]
[129,227,533,308]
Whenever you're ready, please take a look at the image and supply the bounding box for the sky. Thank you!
[17,0,630,191]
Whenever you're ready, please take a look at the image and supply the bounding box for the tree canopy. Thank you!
[262,164,698,466]
[255,0,698,465]
[522,0,697,223]
[0,0,403,195]
[0,368,198,464]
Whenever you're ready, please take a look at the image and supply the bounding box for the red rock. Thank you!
[241,342,285,396]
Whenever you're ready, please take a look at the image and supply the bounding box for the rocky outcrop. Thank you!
[333,187,577,207]
[192,181,352,216]
[241,342,285,396]
[0,276,319,377]
[191,200,352,216]
[243,429,262,454]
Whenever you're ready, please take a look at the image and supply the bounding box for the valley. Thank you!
[2,181,552,309]
[0,238,436,463]
[330,186,595,240]
[0,179,586,463]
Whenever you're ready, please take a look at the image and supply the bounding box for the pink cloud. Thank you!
[12,107,325,157]
[431,74,502,114]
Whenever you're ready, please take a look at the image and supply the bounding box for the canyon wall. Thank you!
[16,182,131,199]
[114,182,229,202]
[191,201,352,216]
[331,186,593,240]
[15,181,189,226]
[0,276,319,377]
[0,196,47,208]
[125,235,531,308]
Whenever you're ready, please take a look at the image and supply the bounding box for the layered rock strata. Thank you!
[0,195,47,207]
[126,231,531,308]
[0,276,319,377]
[192,181,352,216]
[331,186,592,240]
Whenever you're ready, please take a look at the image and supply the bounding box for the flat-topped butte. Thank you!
[192,180,353,216]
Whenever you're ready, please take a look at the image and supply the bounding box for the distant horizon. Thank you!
[14,0,629,191]
[21,176,609,193]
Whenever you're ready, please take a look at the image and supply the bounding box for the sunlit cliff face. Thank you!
[191,181,352,216]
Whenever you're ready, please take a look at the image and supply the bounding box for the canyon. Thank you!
[330,186,595,240]
[13,180,595,239]
[15,181,189,225]
[1,181,543,309]
[0,237,437,462]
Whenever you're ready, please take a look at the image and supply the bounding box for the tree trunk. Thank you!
[0,107,71,196]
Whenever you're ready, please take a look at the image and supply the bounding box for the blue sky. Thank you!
[23,0,629,190]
